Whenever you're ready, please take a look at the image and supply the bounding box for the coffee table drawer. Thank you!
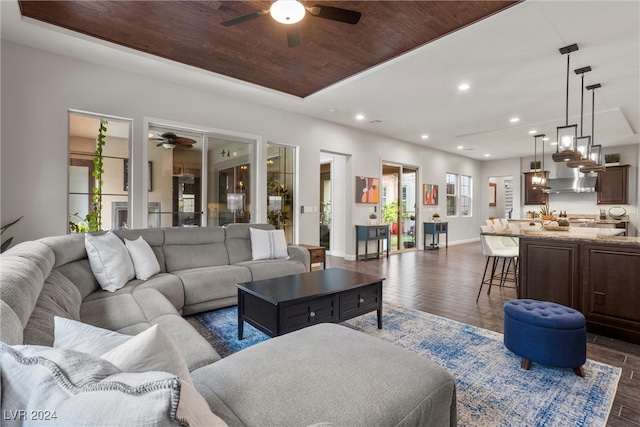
[281,296,338,334]
[339,282,382,320]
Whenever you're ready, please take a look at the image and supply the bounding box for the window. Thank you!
[267,143,296,244]
[460,175,472,216]
[446,173,457,216]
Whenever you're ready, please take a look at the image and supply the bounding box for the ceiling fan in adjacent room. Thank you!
[152,132,196,149]
[220,0,362,48]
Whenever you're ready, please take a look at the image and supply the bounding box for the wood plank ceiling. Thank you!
[19,1,518,98]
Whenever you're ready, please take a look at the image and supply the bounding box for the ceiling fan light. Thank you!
[162,143,176,150]
[270,0,305,24]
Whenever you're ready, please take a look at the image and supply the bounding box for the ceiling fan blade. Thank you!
[308,5,361,24]
[220,10,268,26]
[286,25,302,48]
[176,136,196,146]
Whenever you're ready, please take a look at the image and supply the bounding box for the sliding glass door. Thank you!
[382,163,418,251]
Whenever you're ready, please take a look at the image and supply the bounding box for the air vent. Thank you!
[369,120,382,124]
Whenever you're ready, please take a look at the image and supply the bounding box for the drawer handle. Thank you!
[359,298,365,303]
[309,311,316,318]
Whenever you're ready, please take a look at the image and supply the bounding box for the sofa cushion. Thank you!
[54,259,100,300]
[191,323,456,427]
[174,265,252,306]
[234,259,306,281]
[81,273,185,312]
[163,227,229,271]
[80,288,220,370]
[225,223,274,264]
[0,255,46,334]
[23,270,82,346]
[2,240,55,278]
[39,233,87,269]
[0,343,227,427]
[133,273,186,310]
[125,236,161,280]
[249,227,290,260]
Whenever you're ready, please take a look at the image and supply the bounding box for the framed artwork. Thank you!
[423,184,438,205]
[172,164,184,176]
[123,160,152,191]
[489,183,497,206]
[355,176,379,203]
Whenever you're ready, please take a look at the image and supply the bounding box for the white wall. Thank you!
[1,41,485,256]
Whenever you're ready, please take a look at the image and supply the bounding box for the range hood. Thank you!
[542,164,598,193]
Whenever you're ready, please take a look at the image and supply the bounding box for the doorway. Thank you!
[488,175,514,219]
[382,163,418,252]
[319,162,331,249]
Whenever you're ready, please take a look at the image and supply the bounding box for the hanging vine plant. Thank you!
[70,119,108,233]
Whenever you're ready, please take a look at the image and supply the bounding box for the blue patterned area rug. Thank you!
[186,303,621,427]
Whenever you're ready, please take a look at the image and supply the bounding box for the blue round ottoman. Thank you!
[503,299,586,376]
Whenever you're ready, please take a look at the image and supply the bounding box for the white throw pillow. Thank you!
[85,231,135,292]
[124,236,161,280]
[100,324,193,385]
[250,227,290,260]
[54,316,132,356]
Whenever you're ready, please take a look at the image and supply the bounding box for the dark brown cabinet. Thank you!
[519,236,640,344]
[581,244,640,343]
[519,239,581,309]
[523,171,549,206]
[597,165,629,204]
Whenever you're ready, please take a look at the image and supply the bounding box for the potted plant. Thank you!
[539,205,553,220]
[431,212,441,222]
[69,119,108,233]
[368,213,377,225]
[1,216,23,253]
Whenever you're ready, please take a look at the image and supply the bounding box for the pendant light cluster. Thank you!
[550,43,606,172]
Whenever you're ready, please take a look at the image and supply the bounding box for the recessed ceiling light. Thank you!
[458,83,470,91]
[484,153,491,157]
[356,114,365,120]
[510,117,520,123]
[550,142,558,146]
[528,130,536,134]
[542,137,550,141]
[457,146,464,149]
[421,134,429,140]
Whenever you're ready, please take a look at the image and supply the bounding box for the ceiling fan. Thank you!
[220,0,362,48]
[151,132,196,149]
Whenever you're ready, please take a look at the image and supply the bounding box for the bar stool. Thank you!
[476,225,519,302]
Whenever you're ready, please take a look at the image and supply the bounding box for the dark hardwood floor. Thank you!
[324,242,640,427]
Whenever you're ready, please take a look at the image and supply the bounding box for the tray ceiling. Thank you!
[18,1,518,98]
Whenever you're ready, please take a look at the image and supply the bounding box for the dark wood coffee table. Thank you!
[237,268,384,339]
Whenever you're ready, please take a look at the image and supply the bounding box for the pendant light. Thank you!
[553,44,581,162]
[580,83,605,173]
[531,134,548,189]
[567,66,596,168]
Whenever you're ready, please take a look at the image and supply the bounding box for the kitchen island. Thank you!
[511,229,640,344]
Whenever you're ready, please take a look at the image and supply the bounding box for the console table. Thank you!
[424,221,448,250]
[355,224,390,261]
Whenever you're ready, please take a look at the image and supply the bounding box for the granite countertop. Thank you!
[509,217,629,224]
[482,228,640,247]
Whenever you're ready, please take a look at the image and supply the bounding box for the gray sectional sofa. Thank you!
[0,223,457,426]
